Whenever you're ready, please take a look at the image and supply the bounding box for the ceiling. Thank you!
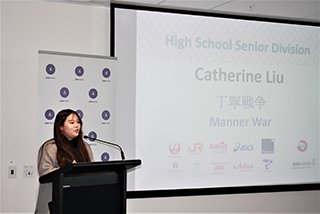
[64,0,320,24]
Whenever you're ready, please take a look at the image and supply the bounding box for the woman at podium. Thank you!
[35,109,94,213]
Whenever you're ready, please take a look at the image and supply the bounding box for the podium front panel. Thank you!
[54,171,126,214]
[44,160,142,214]
[63,183,121,213]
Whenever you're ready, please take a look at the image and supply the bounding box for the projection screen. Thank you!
[112,5,320,194]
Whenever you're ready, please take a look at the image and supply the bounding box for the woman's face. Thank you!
[60,113,81,140]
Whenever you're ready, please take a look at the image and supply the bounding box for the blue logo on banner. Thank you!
[101,152,110,162]
[46,64,55,75]
[60,87,70,98]
[44,109,55,120]
[76,109,84,119]
[87,131,97,141]
[75,66,84,77]
[102,68,111,78]
[89,88,98,99]
[101,110,110,121]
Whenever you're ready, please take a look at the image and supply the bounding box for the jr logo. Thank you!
[188,143,203,152]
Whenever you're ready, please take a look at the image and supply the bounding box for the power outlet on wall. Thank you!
[8,165,17,179]
[23,165,36,178]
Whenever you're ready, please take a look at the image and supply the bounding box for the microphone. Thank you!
[84,135,125,160]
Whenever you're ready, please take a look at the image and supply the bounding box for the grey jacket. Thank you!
[35,139,94,213]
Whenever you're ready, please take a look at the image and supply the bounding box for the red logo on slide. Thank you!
[169,143,181,155]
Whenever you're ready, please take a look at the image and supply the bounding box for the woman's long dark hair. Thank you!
[54,109,91,167]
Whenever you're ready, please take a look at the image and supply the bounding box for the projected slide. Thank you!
[115,9,319,191]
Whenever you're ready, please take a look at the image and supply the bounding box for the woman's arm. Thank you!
[84,141,94,161]
[37,140,60,177]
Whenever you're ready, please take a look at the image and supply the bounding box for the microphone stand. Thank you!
[84,135,125,160]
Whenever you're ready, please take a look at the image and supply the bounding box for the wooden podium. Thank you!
[39,160,141,214]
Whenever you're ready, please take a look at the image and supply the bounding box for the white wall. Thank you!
[0,0,2,210]
[1,0,109,212]
[0,0,319,213]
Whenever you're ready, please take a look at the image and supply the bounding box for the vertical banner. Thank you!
[37,50,118,161]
